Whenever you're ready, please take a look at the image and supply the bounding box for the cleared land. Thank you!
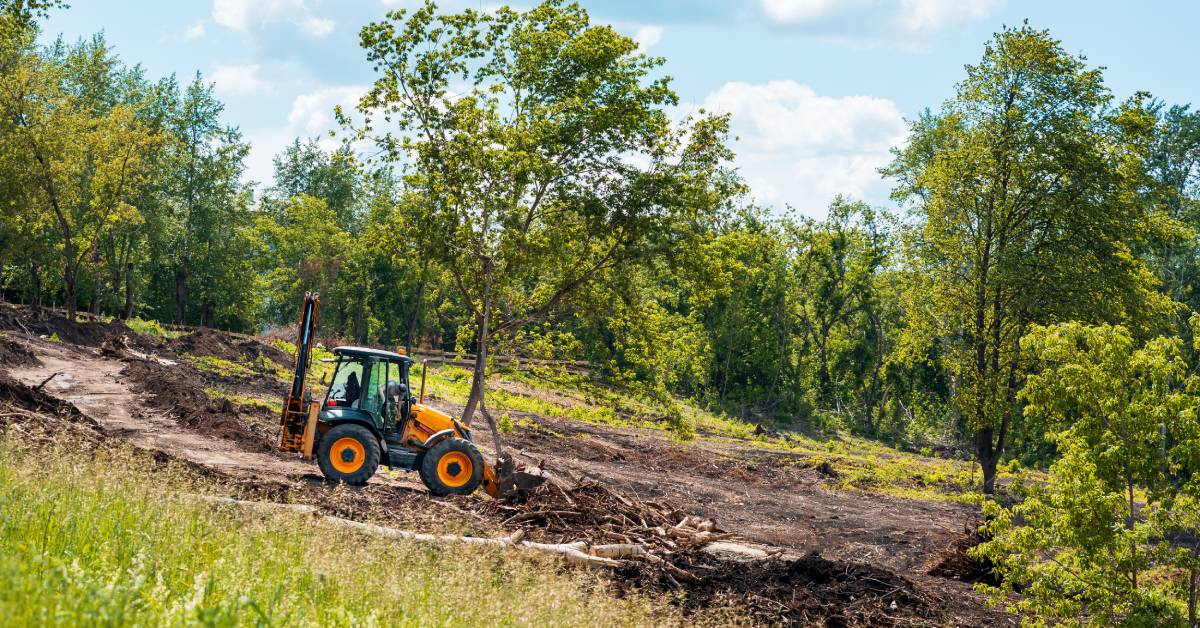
[0,304,1013,626]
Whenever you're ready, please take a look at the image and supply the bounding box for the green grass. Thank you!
[0,437,674,626]
[184,354,257,378]
[203,386,282,414]
[125,317,184,340]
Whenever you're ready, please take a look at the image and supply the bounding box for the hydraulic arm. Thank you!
[278,291,320,456]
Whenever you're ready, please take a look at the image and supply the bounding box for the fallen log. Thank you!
[191,495,783,572]
[192,495,623,567]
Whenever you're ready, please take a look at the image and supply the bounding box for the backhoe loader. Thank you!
[277,292,528,496]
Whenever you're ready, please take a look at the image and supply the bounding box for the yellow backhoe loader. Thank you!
[277,292,532,496]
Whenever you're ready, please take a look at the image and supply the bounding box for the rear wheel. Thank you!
[317,424,380,486]
[420,438,484,496]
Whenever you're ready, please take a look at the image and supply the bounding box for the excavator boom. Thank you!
[278,291,320,455]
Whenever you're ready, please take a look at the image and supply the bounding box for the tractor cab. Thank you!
[321,346,413,434]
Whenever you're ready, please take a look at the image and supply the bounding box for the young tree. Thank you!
[353,0,739,430]
[886,25,1175,492]
[977,322,1196,624]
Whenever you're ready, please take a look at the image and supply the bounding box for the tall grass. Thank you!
[0,438,672,626]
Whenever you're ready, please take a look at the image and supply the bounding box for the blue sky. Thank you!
[39,0,1200,215]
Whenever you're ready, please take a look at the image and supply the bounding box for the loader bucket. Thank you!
[482,453,547,498]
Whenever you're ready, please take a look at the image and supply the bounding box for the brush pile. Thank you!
[482,478,730,550]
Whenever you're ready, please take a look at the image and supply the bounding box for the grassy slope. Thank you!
[413,362,1027,503]
[0,439,672,626]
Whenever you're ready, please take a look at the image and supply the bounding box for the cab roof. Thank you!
[331,346,413,363]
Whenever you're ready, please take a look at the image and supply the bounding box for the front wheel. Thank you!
[317,424,380,486]
[420,438,484,496]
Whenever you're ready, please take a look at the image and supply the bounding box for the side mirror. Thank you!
[319,372,328,386]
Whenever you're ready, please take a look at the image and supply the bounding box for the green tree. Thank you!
[162,74,252,326]
[354,0,740,432]
[0,33,159,320]
[1144,102,1200,326]
[886,24,1175,492]
[266,138,360,230]
[977,322,1197,625]
[255,194,348,319]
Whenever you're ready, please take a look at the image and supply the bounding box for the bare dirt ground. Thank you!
[0,307,1012,626]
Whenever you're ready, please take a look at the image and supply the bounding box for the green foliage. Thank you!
[124,317,181,339]
[976,322,1200,625]
[886,24,1181,492]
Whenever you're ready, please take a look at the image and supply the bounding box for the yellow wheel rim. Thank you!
[437,451,473,488]
[330,437,365,474]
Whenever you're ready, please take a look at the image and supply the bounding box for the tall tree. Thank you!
[885,24,1175,492]
[353,0,740,432]
[164,74,250,326]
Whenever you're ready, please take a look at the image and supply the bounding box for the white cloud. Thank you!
[898,0,1001,32]
[244,86,368,186]
[762,0,836,22]
[209,64,267,95]
[288,86,366,136]
[299,16,335,38]
[184,20,206,40]
[760,0,1002,40]
[689,80,906,213]
[212,0,334,38]
[633,25,663,50]
[212,0,255,30]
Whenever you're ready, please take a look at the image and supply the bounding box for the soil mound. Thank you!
[0,306,157,349]
[0,335,39,366]
[0,371,105,439]
[648,550,930,626]
[927,522,998,585]
[171,328,291,368]
[121,359,275,453]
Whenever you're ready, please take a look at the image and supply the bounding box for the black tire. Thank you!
[420,438,484,496]
[317,423,380,486]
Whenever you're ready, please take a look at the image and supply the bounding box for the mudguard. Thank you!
[318,407,383,440]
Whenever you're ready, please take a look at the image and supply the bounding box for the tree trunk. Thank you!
[201,298,216,328]
[406,257,430,353]
[461,257,493,426]
[977,426,1001,494]
[90,275,101,316]
[29,264,41,309]
[63,262,77,322]
[123,261,134,320]
[174,268,187,324]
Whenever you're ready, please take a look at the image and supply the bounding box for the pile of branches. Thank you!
[483,478,731,549]
[479,478,761,585]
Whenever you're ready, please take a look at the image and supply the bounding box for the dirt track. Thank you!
[0,316,1013,626]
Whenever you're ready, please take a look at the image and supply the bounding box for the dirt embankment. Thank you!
[120,359,276,453]
[171,327,291,368]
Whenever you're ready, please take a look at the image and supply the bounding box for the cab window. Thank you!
[362,359,394,424]
[326,359,364,408]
